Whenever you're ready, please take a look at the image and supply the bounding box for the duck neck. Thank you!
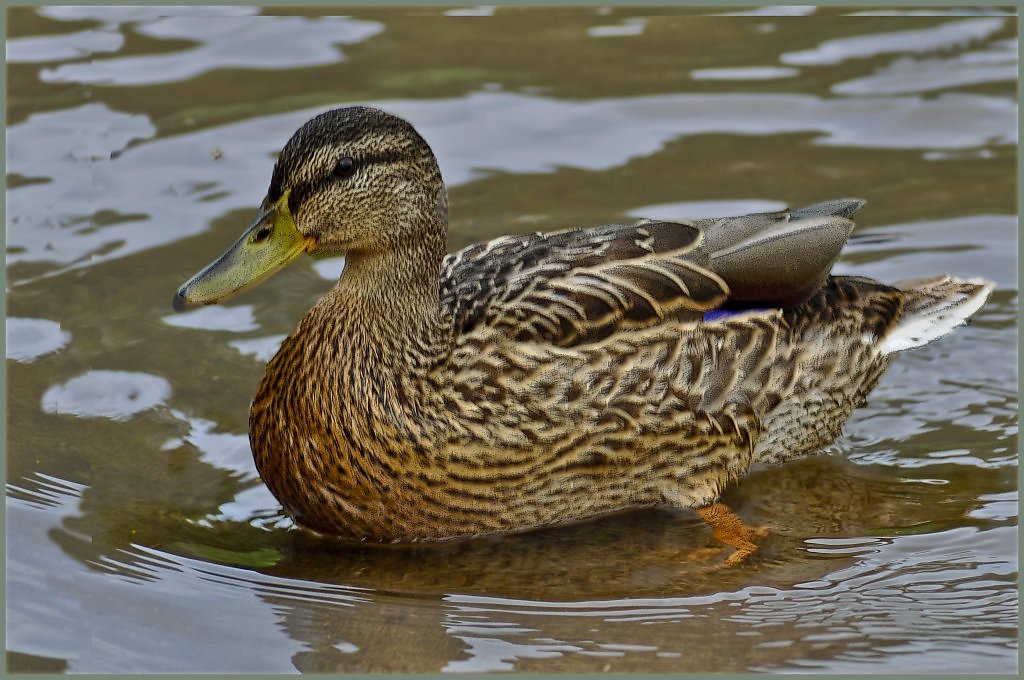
[307,232,450,389]
[325,188,451,362]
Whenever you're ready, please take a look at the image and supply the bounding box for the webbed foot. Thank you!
[696,502,769,567]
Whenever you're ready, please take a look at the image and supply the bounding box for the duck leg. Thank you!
[696,502,769,567]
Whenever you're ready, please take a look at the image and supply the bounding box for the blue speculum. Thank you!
[702,308,769,322]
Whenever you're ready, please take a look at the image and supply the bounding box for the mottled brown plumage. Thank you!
[176,106,993,552]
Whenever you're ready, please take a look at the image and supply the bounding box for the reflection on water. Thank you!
[587,17,649,38]
[37,13,383,86]
[41,370,172,421]
[435,523,1016,674]
[228,334,287,362]
[779,17,1006,65]
[691,66,799,80]
[12,482,1014,673]
[832,39,1018,95]
[6,317,70,363]
[162,304,259,332]
[7,89,1016,282]
[628,199,786,220]
[6,6,1018,674]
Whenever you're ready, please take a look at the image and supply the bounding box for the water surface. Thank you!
[6,6,1018,673]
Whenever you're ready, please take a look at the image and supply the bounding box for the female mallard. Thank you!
[174,106,992,563]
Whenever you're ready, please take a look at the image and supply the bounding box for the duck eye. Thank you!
[333,156,356,179]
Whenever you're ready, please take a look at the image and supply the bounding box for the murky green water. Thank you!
[6,6,1018,673]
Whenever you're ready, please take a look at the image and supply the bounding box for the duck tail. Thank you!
[880,276,995,355]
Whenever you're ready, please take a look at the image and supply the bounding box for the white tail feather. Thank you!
[880,276,994,355]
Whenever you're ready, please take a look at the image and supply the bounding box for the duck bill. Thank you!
[173,192,314,310]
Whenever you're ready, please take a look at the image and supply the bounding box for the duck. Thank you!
[174,106,993,564]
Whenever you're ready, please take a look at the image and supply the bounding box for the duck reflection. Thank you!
[36,439,1002,673]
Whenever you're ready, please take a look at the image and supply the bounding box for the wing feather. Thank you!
[440,220,728,347]
[439,199,864,348]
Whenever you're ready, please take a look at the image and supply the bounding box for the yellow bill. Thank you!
[173,191,314,311]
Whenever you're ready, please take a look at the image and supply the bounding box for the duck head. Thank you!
[173,106,446,310]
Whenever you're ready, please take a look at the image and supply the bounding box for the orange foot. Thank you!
[695,502,770,567]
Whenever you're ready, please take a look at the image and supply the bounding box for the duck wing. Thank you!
[440,199,864,347]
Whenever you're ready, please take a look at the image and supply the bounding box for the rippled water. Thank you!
[6,6,1018,673]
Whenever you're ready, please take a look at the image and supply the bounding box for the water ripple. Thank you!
[6,28,124,63]
[6,472,87,509]
[163,304,259,332]
[833,39,1017,95]
[8,91,1015,281]
[6,317,70,363]
[429,526,1016,672]
[42,370,171,421]
[781,18,1006,66]
[39,12,383,86]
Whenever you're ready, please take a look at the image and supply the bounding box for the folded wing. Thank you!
[440,199,864,347]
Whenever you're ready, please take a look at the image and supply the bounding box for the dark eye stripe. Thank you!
[284,151,405,214]
[358,151,402,166]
